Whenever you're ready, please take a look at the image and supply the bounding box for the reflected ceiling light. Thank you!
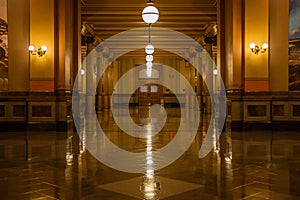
[250,42,268,55]
[142,1,159,24]
[146,156,152,161]
[147,159,154,165]
[146,54,154,62]
[145,44,154,54]
[29,45,47,57]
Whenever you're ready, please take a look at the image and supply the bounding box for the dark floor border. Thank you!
[0,121,73,132]
[230,121,300,131]
[0,122,27,132]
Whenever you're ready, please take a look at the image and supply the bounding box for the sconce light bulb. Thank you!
[249,43,256,49]
[213,69,218,75]
[262,43,268,49]
[80,68,85,75]
[41,45,47,51]
[29,45,35,51]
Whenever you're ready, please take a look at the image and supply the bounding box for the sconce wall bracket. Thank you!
[29,45,47,57]
[250,42,268,55]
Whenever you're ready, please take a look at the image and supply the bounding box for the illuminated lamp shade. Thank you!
[41,45,47,51]
[262,43,268,50]
[213,69,218,75]
[29,45,47,57]
[145,44,154,54]
[80,68,85,75]
[146,55,154,62]
[28,45,35,51]
[142,5,159,24]
[249,43,256,49]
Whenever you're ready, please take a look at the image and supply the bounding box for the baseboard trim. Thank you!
[0,122,27,132]
[230,121,300,131]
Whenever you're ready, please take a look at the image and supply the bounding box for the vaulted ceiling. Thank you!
[81,0,217,41]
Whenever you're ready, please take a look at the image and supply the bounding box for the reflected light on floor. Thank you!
[140,116,161,199]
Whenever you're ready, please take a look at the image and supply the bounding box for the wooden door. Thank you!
[138,84,161,106]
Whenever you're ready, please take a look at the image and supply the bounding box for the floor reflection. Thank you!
[0,107,299,199]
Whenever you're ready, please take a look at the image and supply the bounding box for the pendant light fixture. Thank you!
[142,0,159,24]
[142,0,159,78]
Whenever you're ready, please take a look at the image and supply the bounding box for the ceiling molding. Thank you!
[81,0,217,45]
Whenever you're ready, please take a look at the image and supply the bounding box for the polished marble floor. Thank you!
[0,107,300,199]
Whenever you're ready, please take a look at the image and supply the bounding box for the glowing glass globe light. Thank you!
[262,43,268,49]
[28,45,35,51]
[142,5,159,24]
[41,45,47,51]
[80,68,85,75]
[145,44,154,54]
[146,61,153,68]
[146,55,154,62]
[249,43,256,49]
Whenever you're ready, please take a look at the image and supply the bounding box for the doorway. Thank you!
[138,84,162,106]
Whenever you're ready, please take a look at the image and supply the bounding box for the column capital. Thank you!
[81,34,95,46]
[204,35,217,45]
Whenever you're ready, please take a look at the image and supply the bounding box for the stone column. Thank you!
[189,50,196,109]
[222,0,244,92]
[107,58,114,107]
[184,60,190,108]
[95,44,103,112]
[54,0,81,130]
[218,0,244,130]
[102,47,110,109]
[85,36,95,115]
[269,0,289,92]
[8,0,30,92]
[204,38,215,114]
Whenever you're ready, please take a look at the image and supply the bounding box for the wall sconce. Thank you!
[29,45,47,57]
[213,69,218,75]
[250,43,268,55]
[80,68,85,75]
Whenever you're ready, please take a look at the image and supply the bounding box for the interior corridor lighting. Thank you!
[250,42,268,55]
[213,69,218,75]
[29,45,47,57]
[80,68,85,75]
[146,61,153,68]
[145,44,154,54]
[142,0,159,24]
[146,54,154,62]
